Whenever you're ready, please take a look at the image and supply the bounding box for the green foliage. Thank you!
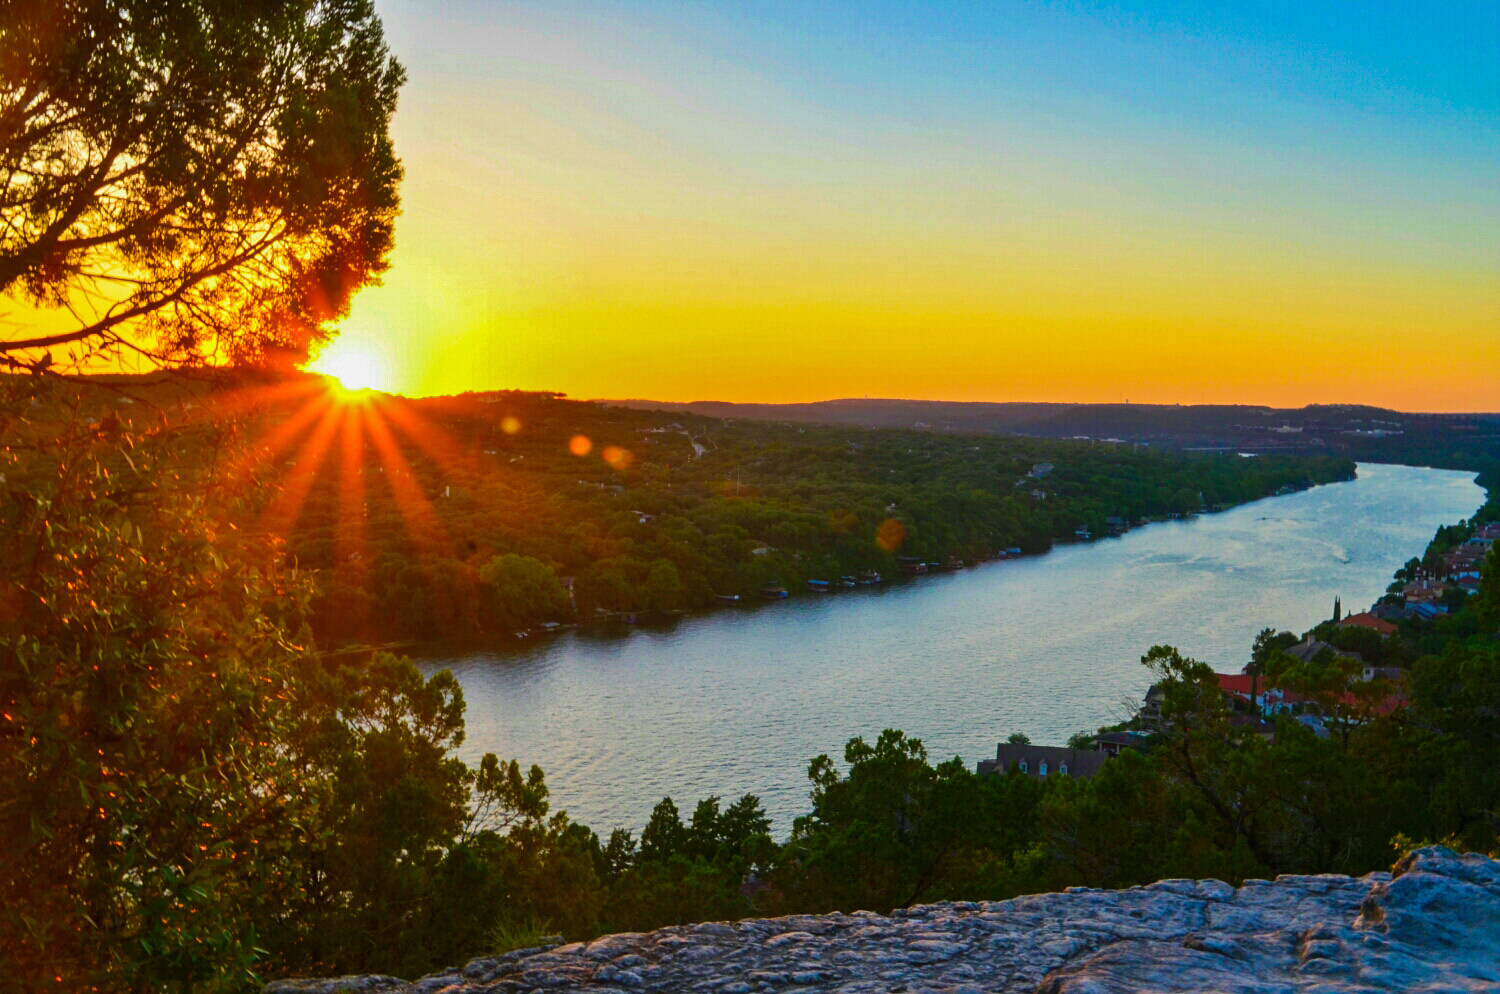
[598,792,774,932]
[0,407,314,990]
[0,0,404,369]
[226,385,1354,645]
[1250,627,1298,672]
[479,554,570,632]
[6,377,1496,988]
[488,917,559,956]
[778,730,978,912]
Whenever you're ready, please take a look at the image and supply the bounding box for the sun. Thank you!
[310,342,390,393]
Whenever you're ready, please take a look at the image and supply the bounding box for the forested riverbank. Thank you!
[23,373,1354,646]
[244,469,1500,982]
[3,371,1497,990]
[2,373,1488,989]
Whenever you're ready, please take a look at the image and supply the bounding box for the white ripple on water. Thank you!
[420,464,1483,836]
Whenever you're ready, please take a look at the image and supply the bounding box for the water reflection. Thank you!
[419,463,1481,836]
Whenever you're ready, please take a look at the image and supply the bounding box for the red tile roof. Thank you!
[1338,612,1398,636]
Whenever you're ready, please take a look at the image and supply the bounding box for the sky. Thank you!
[308,1,1500,408]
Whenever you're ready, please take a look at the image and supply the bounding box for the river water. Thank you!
[418,463,1482,837]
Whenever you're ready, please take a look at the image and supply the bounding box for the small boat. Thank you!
[1006,547,1023,557]
[716,593,741,603]
[807,579,830,591]
[857,570,882,585]
[839,576,858,587]
[760,585,789,599]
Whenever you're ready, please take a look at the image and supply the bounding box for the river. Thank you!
[417,462,1482,836]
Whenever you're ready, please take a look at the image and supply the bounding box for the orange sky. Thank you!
[299,2,1499,410]
[14,2,1499,410]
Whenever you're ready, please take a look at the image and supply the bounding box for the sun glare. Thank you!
[311,343,390,394]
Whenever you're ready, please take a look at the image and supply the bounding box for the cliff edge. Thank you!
[266,846,1500,993]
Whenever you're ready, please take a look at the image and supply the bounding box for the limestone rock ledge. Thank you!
[265,846,1500,993]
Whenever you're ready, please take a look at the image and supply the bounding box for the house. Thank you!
[1028,463,1055,479]
[1401,581,1443,605]
[1284,636,1361,665]
[1095,730,1152,757]
[1217,672,1307,717]
[1221,670,1405,720]
[1337,612,1397,636]
[1140,683,1167,727]
[977,744,1108,779]
[1227,716,1276,740]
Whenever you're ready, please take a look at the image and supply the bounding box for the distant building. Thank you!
[1027,463,1054,479]
[1095,730,1152,757]
[977,744,1108,780]
[1141,683,1167,727]
[1283,636,1361,665]
[1218,672,1306,717]
[1337,612,1398,636]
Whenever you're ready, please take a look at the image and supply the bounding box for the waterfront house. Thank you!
[1284,636,1362,665]
[1141,683,1167,727]
[1095,730,1152,757]
[978,744,1108,779]
[1337,612,1398,636]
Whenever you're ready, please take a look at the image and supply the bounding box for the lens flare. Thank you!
[569,435,592,456]
[602,445,633,469]
[501,416,521,434]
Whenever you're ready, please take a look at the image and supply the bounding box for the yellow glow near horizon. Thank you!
[296,2,1498,412]
[311,340,391,394]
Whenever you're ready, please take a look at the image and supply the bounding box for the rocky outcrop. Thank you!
[265,846,1500,993]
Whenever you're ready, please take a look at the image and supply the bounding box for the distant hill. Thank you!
[600,398,1500,469]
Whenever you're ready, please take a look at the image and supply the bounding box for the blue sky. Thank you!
[320,1,1498,407]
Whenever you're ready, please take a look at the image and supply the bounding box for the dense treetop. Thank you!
[0,0,404,371]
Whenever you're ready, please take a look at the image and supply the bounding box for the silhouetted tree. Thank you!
[0,0,404,371]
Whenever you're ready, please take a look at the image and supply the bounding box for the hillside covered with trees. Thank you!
[24,374,1355,646]
[4,358,1487,989]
